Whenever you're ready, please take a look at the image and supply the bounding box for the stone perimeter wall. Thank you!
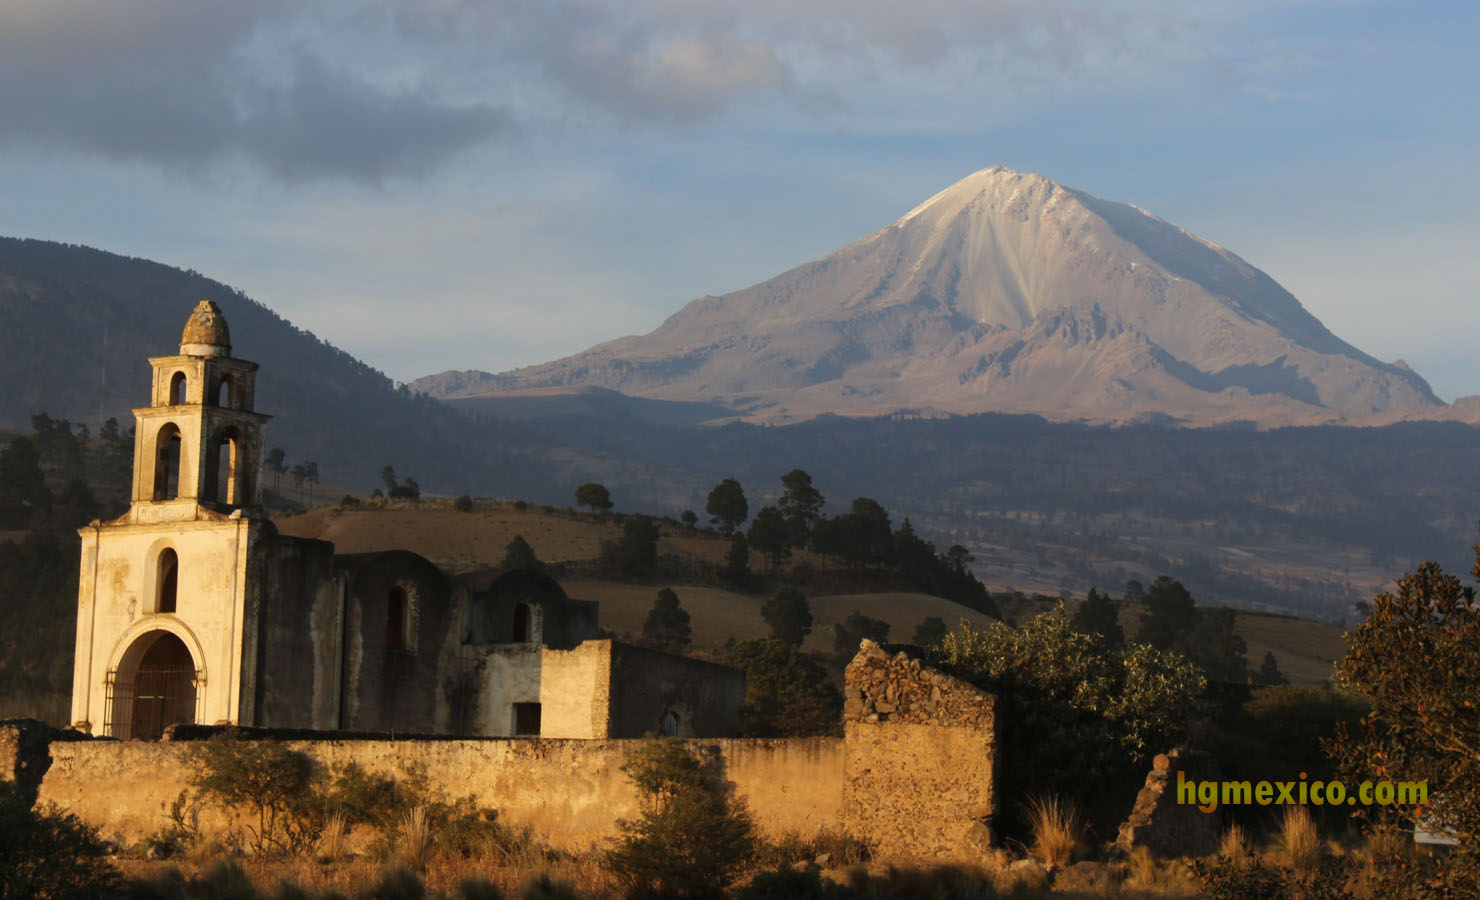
[6,645,1000,862]
[28,735,843,852]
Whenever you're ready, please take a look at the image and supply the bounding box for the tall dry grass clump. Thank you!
[397,806,434,871]
[1024,794,1082,867]
[1279,806,1320,872]
[1218,823,1249,860]
[318,810,348,861]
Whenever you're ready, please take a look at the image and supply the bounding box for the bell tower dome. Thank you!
[128,300,270,518]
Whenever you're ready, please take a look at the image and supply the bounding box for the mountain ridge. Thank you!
[414,166,1443,426]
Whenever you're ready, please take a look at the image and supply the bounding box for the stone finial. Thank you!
[180,300,231,356]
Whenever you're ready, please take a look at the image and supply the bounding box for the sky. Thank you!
[1,1,1477,399]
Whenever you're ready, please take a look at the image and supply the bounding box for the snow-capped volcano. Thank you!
[415,166,1440,425]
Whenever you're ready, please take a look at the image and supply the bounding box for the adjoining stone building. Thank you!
[69,301,743,742]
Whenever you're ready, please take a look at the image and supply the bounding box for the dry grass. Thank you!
[1024,795,1082,868]
[1279,806,1321,872]
[120,849,617,897]
[317,811,348,862]
[397,806,434,871]
[1364,827,1410,866]
[1218,823,1249,860]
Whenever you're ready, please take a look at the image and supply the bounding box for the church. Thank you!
[68,301,744,742]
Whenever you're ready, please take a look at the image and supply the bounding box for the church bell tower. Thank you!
[71,301,274,739]
[130,300,269,516]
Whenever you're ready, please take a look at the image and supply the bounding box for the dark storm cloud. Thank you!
[0,1,511,183]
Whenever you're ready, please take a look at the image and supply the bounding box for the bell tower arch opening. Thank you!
[205,427,242,506]
[169,371,187,406]
[152,423,183,501]
[105,630,199,740]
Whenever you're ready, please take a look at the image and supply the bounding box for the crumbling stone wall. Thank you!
[1116,748,1220,858]
[842,640,997,861]
[34,732,844,852]
[1,719,88,804]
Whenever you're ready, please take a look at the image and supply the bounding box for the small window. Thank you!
[215,375,232,408]
[513,702,541,736]
[157,549,178,614]
[660,709,681,737]
[387,586,408,650]
[169,372,187,406]
[512,603,532,642]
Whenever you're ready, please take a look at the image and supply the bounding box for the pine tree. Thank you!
[502,535,544,571]
[642,588,692,653]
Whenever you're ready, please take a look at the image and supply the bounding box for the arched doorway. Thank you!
[106,631,198,740]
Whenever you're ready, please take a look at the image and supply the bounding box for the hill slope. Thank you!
[417,166,1442,426]
[0,237,638,498]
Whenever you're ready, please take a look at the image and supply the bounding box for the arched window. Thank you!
[661,709,681,737]
[215,375,233,408]
[387,586,408,650]
[152,424,182,501]
[169,371,187,406]
[512,603,532,642]
[157,549,178,614]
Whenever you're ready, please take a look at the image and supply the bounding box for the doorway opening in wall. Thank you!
[513,702,541,736]
[105,631,198,740]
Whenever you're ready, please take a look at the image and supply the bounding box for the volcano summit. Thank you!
[416,166,1441,426]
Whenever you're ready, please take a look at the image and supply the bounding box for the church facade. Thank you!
[69,301,744,741]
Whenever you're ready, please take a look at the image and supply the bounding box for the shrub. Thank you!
[454,494,474,512]
[606,737,756,898]
[191,730,321,855]
[0,781,119,899]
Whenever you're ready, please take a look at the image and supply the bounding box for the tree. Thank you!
[265,447,287,494]
[380,465,398,495]
[680,509,698,529]
[1136,576,1198,651]
[290,463,307,504]
[1326,555,1480,847]
[761,587,812,647]
[913,616,948,648]
[777,468,824,547]
[606,738,756,898]
[1071,588,1125,649]
[502,535,544,571]
[935,607,1207,835]
[946,544,974,573]
[1255,650,1289,687]
[723,638,842,737]
[722,534,752,588]
[832,611,890,666]
[643,588,692,653]
[0,437,50,527]
[705,477,748,535]
[612,515,661,576]
[304,460,319,506]
[575,482,613,515]
[746,505,791,570]
[1185,607,1248,684]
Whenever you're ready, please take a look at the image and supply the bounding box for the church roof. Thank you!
[180,300,231,354]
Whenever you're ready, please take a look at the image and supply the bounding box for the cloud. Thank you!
[0,0,1312,181]
[0,0,510,182]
